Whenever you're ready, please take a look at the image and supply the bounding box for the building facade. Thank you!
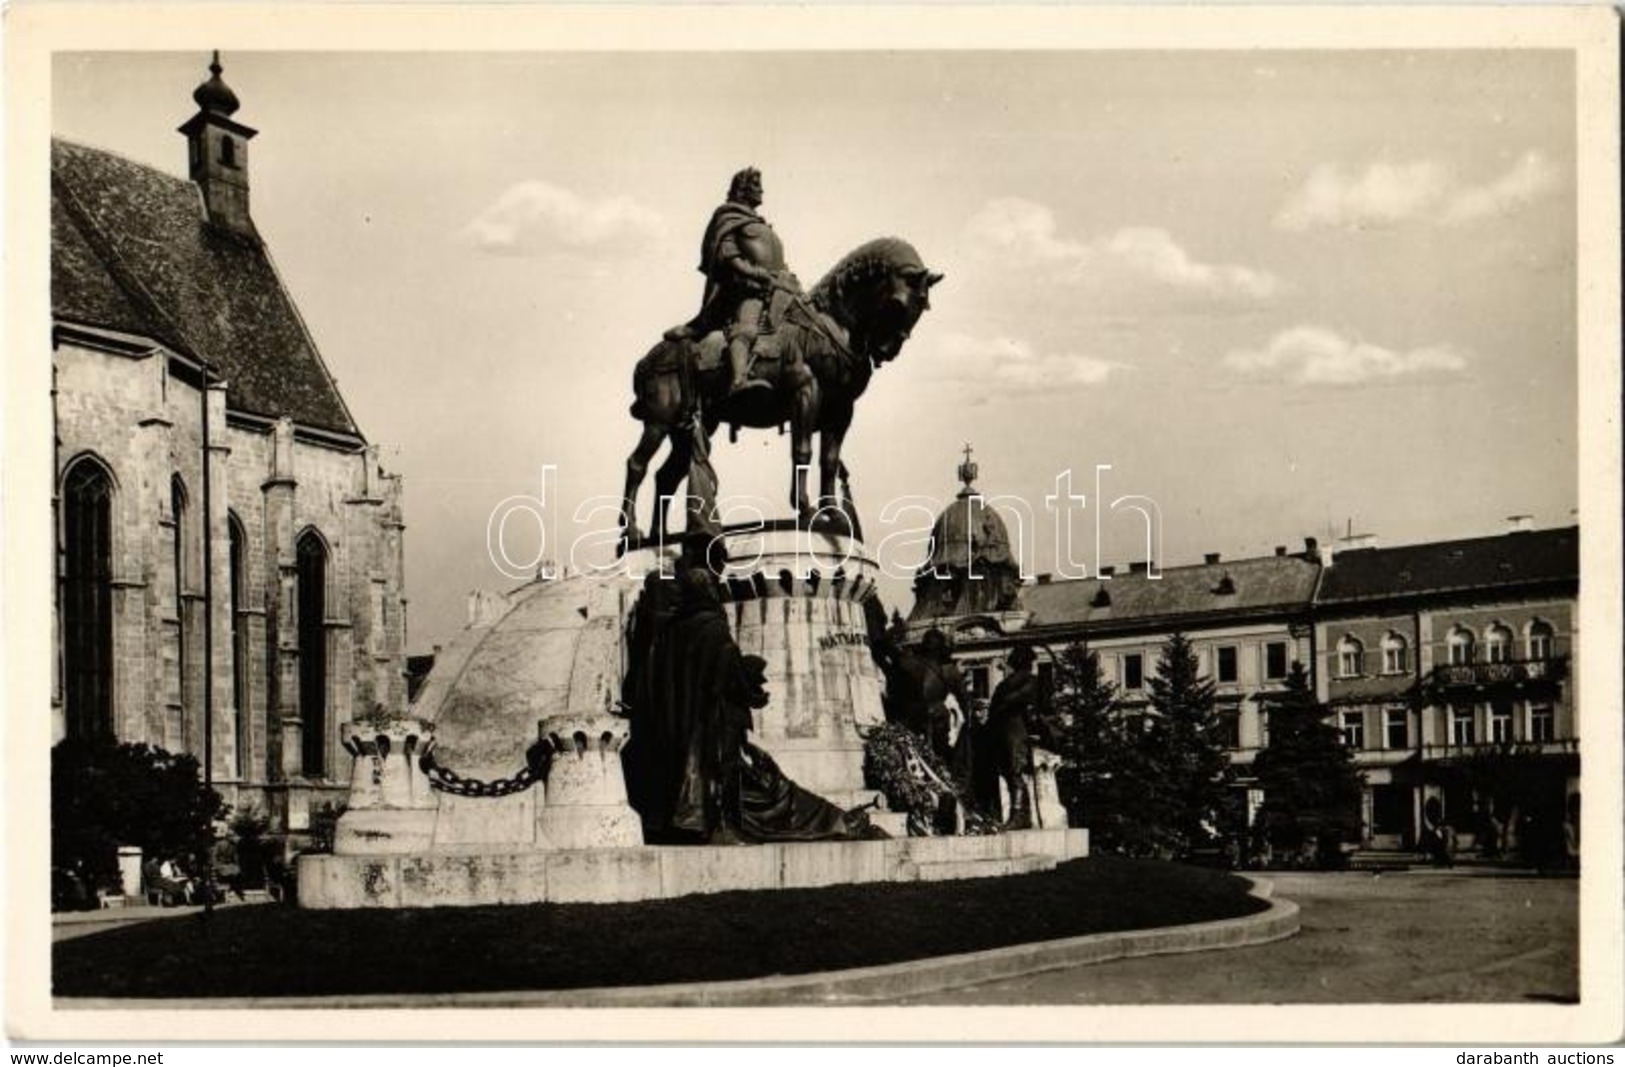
[903,463,1580,854]
[51,57,408,833]
[1314,524,1578,853]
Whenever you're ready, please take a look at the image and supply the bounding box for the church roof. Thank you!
[1021,553,1321,633]
[923,492,1016,572]
[50,138,360,437]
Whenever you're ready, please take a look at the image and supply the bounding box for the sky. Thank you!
[52,50,1578,653]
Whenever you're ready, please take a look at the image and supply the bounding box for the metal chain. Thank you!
[418,752,545,798]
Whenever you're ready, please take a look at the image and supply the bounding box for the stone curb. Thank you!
[57,876,1298,1009]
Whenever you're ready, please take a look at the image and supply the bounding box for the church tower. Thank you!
[909,446,1025,622]
[177,52,259,238]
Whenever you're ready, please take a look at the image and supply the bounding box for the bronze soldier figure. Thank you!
[887,627,975,781]
[985,645,1039,829]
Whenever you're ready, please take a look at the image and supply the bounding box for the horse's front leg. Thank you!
[819,428,844,511]
[650,431,693,545]
[621,422,669,544]
[787,364,819,525]
[817,409,855,536]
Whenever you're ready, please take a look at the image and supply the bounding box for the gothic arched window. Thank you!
[62,457,115,740]
[297,529,329,778]
[228,514,248,778]
[172,476,190,745]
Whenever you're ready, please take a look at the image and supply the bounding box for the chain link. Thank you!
[419,752,545,798]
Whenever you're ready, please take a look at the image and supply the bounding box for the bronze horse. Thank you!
[620,237,941,543]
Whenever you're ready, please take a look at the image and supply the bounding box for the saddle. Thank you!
[662,287,801,379]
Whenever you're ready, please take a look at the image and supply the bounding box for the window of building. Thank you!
[1036,661,1054,709]
[1337,635,1364,678]
[1484,624,1513,664]
[229,515,247,778]
[62,457,115,741]
[967,664,990,701]
[1489,702,1514,744]
[1339,709,1365,750]
[1218,709,1241,750]
[1528,703,1555,743]
[1122,653,1144,691]
[1447,627,1476,665]
[297,529,329,778]
[1384,707,1409,749]
[1264,641,1288,681]
[219,134,236,168]
[1528,620,1554,661]
[1216,645,1238,683]
[1382,632,1409,674]
[1449,705,1476,746]
[171,477,190,744]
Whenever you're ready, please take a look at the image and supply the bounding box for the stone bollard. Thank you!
[116,845,144,901]
[1030,745,1068,830]
[536,712,644,849]
[341,720,438,810]
[333,719,439,855]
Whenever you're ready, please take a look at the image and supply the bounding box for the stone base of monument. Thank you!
[298,828,1088,909]
[305,524,1090,911]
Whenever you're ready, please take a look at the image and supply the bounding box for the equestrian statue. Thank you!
[619,167,941,545]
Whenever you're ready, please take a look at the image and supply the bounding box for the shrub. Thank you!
[52,738,228,898]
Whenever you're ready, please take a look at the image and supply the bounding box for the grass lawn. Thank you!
[53,855,1265,999]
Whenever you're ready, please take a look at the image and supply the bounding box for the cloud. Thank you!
[1440,152,1562,224]
[964,198,1279,302]
[927,332,1124,399]
[1276,152,1559,231]
[1223,326,1468,386]
[461,180,665,255]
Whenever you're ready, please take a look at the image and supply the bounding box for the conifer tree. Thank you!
[1046,644,1131,845]
[1251,660,1365,867]
[1145,632,1235,858]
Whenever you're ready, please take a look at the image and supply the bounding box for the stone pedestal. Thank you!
[116,845,144,899]
[707,525,887,802]
[1031,746,1068,830]
[537,711,642,849]
[333,719,439,855]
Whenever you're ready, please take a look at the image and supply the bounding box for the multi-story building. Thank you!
[902,461,1580,854]
[1314,522,1578,852]
[51,56,408,832]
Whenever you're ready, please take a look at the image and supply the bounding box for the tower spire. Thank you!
[179,50,258,236]
[957,443,978,497]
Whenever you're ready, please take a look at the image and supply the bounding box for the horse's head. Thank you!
[811,238,943,367]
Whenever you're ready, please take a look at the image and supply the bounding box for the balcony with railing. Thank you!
[1419,738,1578,761]
[1429,655,1568,690]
